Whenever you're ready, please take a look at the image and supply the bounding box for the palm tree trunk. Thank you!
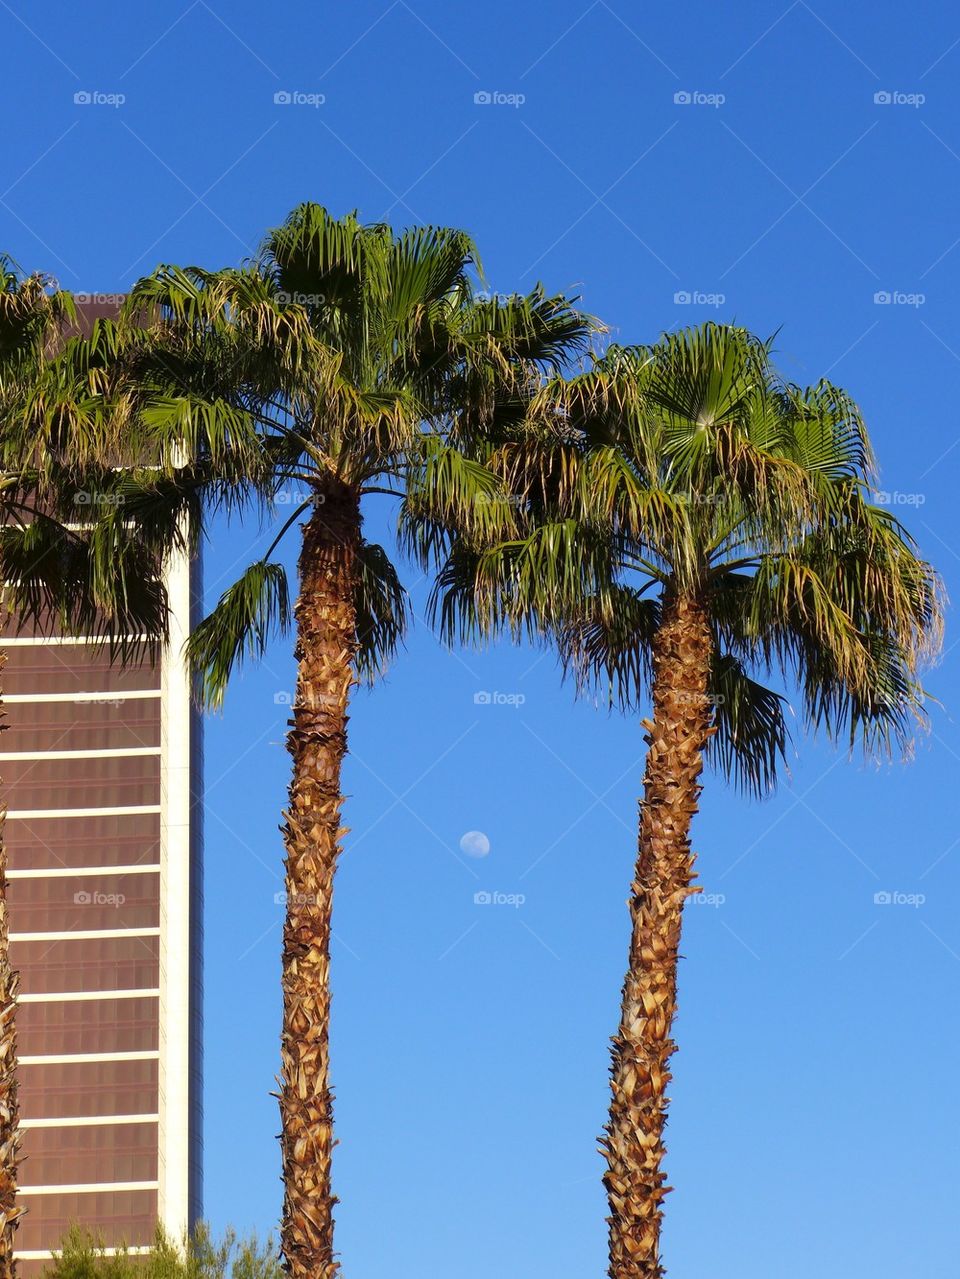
[0,653,21,1279]
[278,483,360,1279]
[602,594,713,1279]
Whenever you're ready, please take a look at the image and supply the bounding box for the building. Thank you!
[2,540,203,1274]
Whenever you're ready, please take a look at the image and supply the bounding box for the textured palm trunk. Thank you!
[279,485,360,1279]
[0,654,20,1279]
[602,594,713,1279]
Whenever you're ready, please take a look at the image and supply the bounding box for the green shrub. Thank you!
[43,1224,282,1279]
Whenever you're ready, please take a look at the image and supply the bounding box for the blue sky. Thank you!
[3,3,959,1276]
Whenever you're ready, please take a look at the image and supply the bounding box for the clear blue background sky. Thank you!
[3,4,959,1276]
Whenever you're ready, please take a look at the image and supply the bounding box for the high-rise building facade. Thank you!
[2,545,203,1275]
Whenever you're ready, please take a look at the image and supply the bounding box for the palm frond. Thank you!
[706,652,789,796]
[187,560,291,708]
[353,540,409,683]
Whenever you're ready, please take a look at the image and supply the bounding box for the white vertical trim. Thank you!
[158,536,193,1239]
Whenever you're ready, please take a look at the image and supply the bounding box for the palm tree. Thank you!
[0,261,176,1278]
[416,323,943,1279]
[127,203,594,1279]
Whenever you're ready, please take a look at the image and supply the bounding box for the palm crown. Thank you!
[127,202,594,701]
[0,259,171,650]
[423,322,943,793]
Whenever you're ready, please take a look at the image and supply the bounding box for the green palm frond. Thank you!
[353,540,409,683]
[557,587,661,708]
[426,320,943,780]
[706,652,789,796]
[0,517,167,661]
[187,560,291,709]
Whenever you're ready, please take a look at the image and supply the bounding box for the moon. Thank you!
[459,830,491,858]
